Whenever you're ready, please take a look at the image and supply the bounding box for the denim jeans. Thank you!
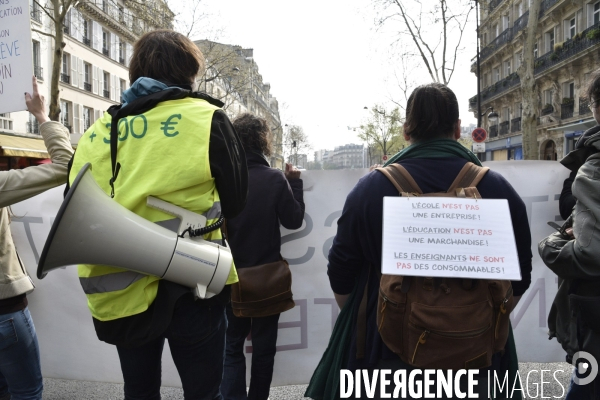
[565,365,598,400]
[220,304,280,400]
[116,295,227,400]
[0,307,43,400]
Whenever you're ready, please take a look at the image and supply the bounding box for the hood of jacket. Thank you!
[121,77,193,105]
[560,125,600,171]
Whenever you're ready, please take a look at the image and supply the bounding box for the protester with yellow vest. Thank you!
[69,30,248,399]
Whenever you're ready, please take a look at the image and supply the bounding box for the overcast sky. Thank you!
[175,0,478,153]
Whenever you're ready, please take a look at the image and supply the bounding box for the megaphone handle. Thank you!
[195,283,208,299]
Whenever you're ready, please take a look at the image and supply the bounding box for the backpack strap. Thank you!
[446,162,489,198]
[376,164,423,195]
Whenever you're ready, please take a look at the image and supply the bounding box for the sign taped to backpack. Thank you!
[382,197,521,280]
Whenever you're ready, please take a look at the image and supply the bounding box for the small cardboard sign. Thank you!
[0,0,34,114]
[381,197,521,280]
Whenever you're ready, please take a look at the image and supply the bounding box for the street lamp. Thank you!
[482,106,499,124]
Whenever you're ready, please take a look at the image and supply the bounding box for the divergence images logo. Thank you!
[573,351,599,386]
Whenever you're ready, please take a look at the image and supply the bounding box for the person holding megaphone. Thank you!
[0,76,73,400]
[63,30,248,399]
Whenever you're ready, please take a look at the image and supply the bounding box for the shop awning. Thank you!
[0,135,49,159]
[547,119,597,132]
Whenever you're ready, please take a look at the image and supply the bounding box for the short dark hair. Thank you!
[232,113,272,157]
[404,83,459,142]
[129,30,204,86]
[586,70,600,103]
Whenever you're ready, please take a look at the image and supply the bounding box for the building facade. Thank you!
[470,0,600,161]
[0,0,173,170]
[315,144,365,169]
[194,40,285,170]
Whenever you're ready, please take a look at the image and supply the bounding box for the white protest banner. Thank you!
[0,0,33,113]
[9,162,570,386]
[382,197,521,280]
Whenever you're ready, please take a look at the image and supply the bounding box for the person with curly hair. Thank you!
[220,113,305,400]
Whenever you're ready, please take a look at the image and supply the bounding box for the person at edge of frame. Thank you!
[546,70,600,400]
[0,76,74,400]
[67,30,248,399]
[220,113,305,400]
[327,83,532,399]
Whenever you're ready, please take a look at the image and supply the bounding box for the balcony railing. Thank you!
[84,82,92,92]
[102,48,109,56]
[561,102,574,119]
[513,11,529,34]
[477,0,561,63]
[119,57,125,65]
[488,0,505,12]
[27,121,40,134]
[33,66,43,80]
[480,28,513,61]
[469,72,520,109]
[580,98,591,116]
[489,125,499,138]
[63,25,70,35]
[511,117,521,133]
[541,105,554,116]
[30,9,42,23]
[471,22,600,110]
[539,0,560,17]
[60,73,70,84]
[103,90,110,98]
[499,121,510,135]
[533,22,600,75]
[83,37,91,46]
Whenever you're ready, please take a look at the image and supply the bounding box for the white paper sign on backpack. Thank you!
[382,197,522,280]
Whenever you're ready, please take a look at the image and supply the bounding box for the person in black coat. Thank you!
[220,113,305,400]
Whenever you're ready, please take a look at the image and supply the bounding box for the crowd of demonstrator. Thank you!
[1,28,600,400]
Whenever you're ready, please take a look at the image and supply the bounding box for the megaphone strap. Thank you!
[179,214,225,239]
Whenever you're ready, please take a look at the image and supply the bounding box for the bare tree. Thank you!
[33,0,173,121]
[517,0,542,160]
[283,125,311,166]
[358,105,405,163]
[377,0,473,86]
[194,40,254,113]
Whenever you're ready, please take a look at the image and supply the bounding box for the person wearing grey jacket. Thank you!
[0,76,73,400]
[540,72,600,400]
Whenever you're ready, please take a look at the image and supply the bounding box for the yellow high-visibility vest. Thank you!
[70,96,238,321]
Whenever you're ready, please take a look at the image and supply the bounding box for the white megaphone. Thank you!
[37,163,232,299]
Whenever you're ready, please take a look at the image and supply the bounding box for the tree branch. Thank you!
[34,0,56,23]
[391,0,436,82]
[32,28,56,39]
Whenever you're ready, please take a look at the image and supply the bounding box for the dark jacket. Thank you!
[328,157,533,369]
[227,152,305,269]
[559,125,600,220]
[541,130,600,363]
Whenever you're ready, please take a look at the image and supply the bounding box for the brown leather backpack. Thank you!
[375,162,514,370]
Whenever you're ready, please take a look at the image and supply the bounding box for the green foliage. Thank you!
[357,106,406,159]
[587,28,600,40]
[562,97,574,105]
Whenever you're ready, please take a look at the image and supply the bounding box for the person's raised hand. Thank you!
[25,75,49,124]
[285,163,301,180]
